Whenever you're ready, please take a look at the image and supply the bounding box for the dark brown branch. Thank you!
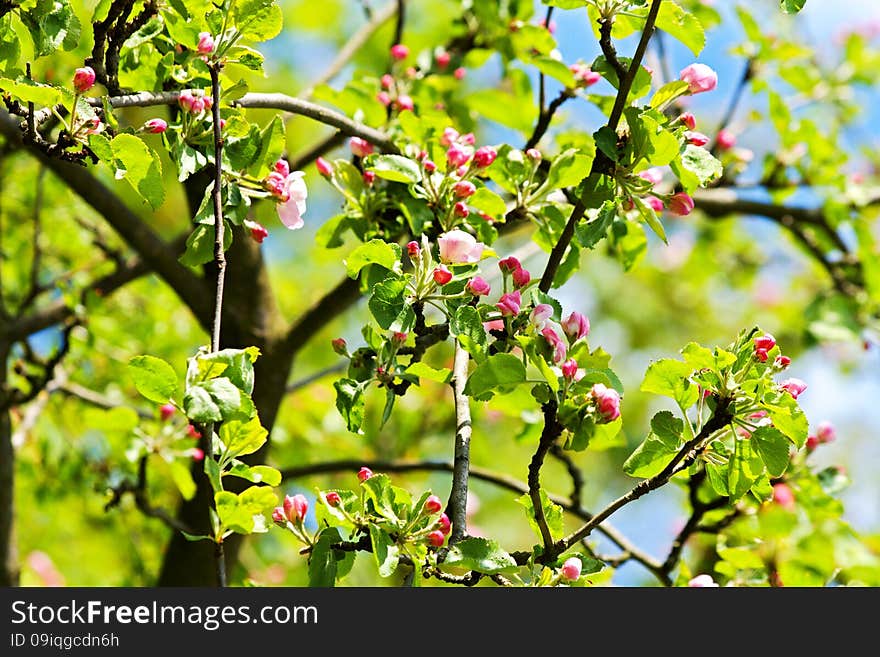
[598,17,627,82]
[104,456,195,534]
[392,0,405,51]
[527,401,562,555]
[524,90,574,152]
[550,443,584,507]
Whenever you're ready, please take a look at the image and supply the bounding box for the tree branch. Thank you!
[447,341,472,544]
[527,401,562,555]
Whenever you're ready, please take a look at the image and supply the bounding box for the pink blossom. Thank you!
[436,51,451,68]
[446,144,472,168]
[433,265,453,285]
[466,276,491,296]
[526,148,542,162]
[197,32,215,55]
[396,94,414,111]
[424,495,443,514]
[284,494,309,523]
[560,557,582,581]
[358,466,373,482]
[390,43,409,60]
[315,157,333,177]
[325,491,342,506]
[570,63,601,87]
[688,574,719,588]
[349,137,374,158]
[473,146,497,168]
[679,112,697,130]
[667,192,695,216]
[541,326,567,364]
[460,133,476,146]
[453,67,466,80]
[562,311,590,342]
[247,221,269,244]
[638,167,664,185]
[454,201,470,218]
[376,91,391,106]
[191,447,205,461]
[561,359,578,381]
[772,482,795,510]
[645,195,664,213]
[774,355,791,369]
[496,290,522,316]
[680,63,718,94]
[453,180,476,198]
[406,241,420,258]
[591,383,621,422]
[816,421,836,443]
[512,267,531,289]
[483,319,505,333]
[143,118,167,134]
[363,170,376,186]
[428,530,445,547]
[685,131,710,147]
[529,304,553,329]
[437,513,451,535]
[424,160,436,173]
[438,229,484,263]
[73,66,96,93]
[274,159,290,177]
[498,256,521,274]
[755,348,769,363]
[381,73,394,89]
[440,127,460,147]
[159,403,175,421]
[754,333,776,351]
[716,129,737,150]
[272,169,308,230]
[186,424,201,439]
[779,378,807,399]
[272,507,286,524]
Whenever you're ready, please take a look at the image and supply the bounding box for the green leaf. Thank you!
[650,80,690,110]
[516,490,564,542]
[345,239,401,279]
[655,1,706,57]
[622,411,683,478]
[0,77,67,106]
[202,377,256,421]
[728,436,763,501]
[543,148,593,192]
[463,353,527,401]
[169,460,197,500]
[368,524,400,578]
[218,415,268,459]
[640,359,698,407]
[183,384,221,423]
[404,362,452,384]
[576,200,616,249]
[128,355,178,404]
[681,342,736,372]
[195,347,259,394]
[108,134,165,210]
[308,528,340,587]
[249,115,285,178]
[469,187,508,220]
[225,461,281,486]
[334,378,365,434]
[451,305,487,358]
[361,473,398,523]
[204,454,222,492]
[675,145,722,189]
[441,537,518,574]
[764,396,809,448]
[752,426,790,478]
[20,0,80,57]
[368,274,407,329]
[780,0,806,13]
[179,223,233,268]
[366,154,421,183]
[528,55,576,87]
[594,126,619,162]
[632,195,666,244]
[233,0,283,42]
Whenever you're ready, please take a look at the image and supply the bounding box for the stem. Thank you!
[527,401,561,556]
[447,341,472,544]
[208,62,227,587]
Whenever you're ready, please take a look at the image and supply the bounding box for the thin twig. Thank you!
[447,341,472,544]
[710,59,753,155]
[527,401,561,555]
[285,363,348,394]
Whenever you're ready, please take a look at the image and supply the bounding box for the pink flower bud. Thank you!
[562,311,590,342]
[529,304,553,328]
[390,43,409,60]
[688,574,719,587]
[73,66,96,93]
[498,256,521,274]
[436,51,451,68]
[754,333,776,351]
[570,63,601,87]
[202,96,213,110]
[358,466,373,482]
[779,378,807,399]
[774,355,791,369]
[363,170,376,186]
[440,127,460,147]
[191,447,205,461]
[427,530,446,547]
[186,424,201,439]
[680,63,718,94]
[381,74,394,89]
[197,32,215,55]
[325,491,342,506]
[716,129,737,150]
[772,482,795,510]
[560,556,582,581]
[437,513,451,535]
[542,326,567,364]
[526,148,542,162]
[685,131,710,147]
[667,192,695,216]
[473,146,497,168]
[405,241,421,259]
[349,137,374,158]
[645,195,664,213]
[561,359,578,381]
[248,222,269,244]
[391,331,407,346]
[273,159,290,177]
[433,265,453,285]
[272,507,286,524]
[178,90,195,112]
[159,403,175,421]
[424,495,443,514]
[453,180,476,198]
[466,276,491,296]
[438,229,484,263]
[512,267,531,289]
[284,494,309,523]
[454,201,470,218]
[446,144,471,168]
[331,338,347,355]
[816,421,836,443]
[453,67,466,80]
[755,348,769,363]
[806,435,820,451]
[143,118,167,134]
[460,133,476,146]
[396,95,414,111]
[405,66,417,78]
[376,91,391,106]
[424,160,436,173]
[678,112,697,130]
[315,157,333,178]
[591,383,621,422]
[190,96,206,114]
[496,290,522,317]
